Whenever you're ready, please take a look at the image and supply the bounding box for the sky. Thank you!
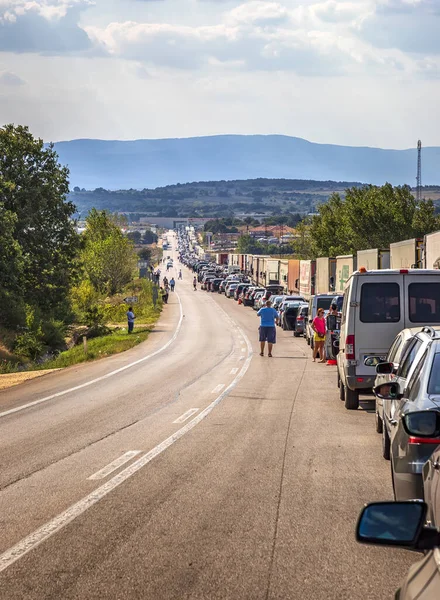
[0,0,439,148]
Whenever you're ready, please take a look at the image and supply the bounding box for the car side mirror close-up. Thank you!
[402,411,440,439]
[356,501,440,552]
[375,362,394,374]
[373,382,403,401]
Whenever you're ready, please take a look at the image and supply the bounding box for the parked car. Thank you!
[305,294,335,347]
[356,500,440,599]
[260,285,285,303]
[337,268,440,410]
[423,443,440,528]
[253,291,265,310]
[225,283,238,298]
[201,276,215,291]
[294,304,309,337]
[280,301,303,331]
[371,327,428,445]
[374,327,440,500]
[234,283,251,301]
[218,280,228,294]
[210,278,223,292]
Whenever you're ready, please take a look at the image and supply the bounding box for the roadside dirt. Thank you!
[0,370,59,391]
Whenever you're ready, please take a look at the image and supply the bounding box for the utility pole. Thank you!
[416,140,422,202]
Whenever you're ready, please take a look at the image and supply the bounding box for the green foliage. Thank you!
[82,209,138,295]
[138,247,152,261]
[127,230,142,244]
[143,230,158,244]
[309,184,440,257]
[41,319,67,350]
[0,124,80,312]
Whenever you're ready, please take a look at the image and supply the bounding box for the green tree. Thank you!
[143,230,158,244]
[127,231,142,244]
[237,234,263,254]
[0,124,80,312]
[82,210,137,295]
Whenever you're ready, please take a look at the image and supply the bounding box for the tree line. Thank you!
[0,125,150,361]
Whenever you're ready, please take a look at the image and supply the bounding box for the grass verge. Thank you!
[41,326,154,369]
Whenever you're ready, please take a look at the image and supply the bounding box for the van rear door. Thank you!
[356,274,405,378]
[404,273,440,327]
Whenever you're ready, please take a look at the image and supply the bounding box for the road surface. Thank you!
[0,234,414,599]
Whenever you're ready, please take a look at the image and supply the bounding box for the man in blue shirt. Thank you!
[126,307,136,333]
[257,300,279,357]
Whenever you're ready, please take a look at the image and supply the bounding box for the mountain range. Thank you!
[51,135,440,190]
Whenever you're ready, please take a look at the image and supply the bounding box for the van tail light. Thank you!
[408,437,440,445]
[345,335,355,360]
[297,316,304,322]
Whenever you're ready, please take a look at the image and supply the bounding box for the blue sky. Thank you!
[0,0,439,148]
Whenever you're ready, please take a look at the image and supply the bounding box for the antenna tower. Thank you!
[416,140,422,202]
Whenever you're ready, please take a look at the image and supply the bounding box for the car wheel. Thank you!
[375,411,383,434]
[293,332,299,337]
[382,421,391,460]
[337,370,340,388]
[339,380,345,402]
[344,387,359,410]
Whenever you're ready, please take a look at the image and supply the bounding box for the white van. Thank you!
[337,268,440,410]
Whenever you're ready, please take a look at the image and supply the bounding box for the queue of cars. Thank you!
[177,230,440,597]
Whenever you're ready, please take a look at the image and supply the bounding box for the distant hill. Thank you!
[52,135,440,190]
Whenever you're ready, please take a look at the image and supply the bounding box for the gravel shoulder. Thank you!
[0,370,60,391]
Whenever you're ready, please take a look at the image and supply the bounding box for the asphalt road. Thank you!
[0,234,415,599]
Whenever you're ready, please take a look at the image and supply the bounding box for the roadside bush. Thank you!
[14,331,43,360]
[0,290,26,328]
[84,305,111,339]
[41,319,68,351]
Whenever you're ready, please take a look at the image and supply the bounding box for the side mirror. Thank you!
[375,362,394,374]
[356,501,427,548]
[402,411,440,439]
[373,382,403,401]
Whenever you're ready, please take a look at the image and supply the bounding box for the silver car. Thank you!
[375,326,440,500]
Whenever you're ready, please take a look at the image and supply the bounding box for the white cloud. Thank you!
[0,70,26,85]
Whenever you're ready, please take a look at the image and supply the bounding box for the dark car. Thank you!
[245,287,265,307]
[234,283,251,301]
[281,302,303,331]
[218,280,228,294]
[356,501,440,599]
[210,278,223,292]
[294,304,309,337]
[261,285,285,303]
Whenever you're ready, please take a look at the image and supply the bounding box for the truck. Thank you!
[287,259,300,294]
[424,231,440,269]
[390,238,424,269]
[335,255,356,294]
[266,259,280,285]
[357,248,390,271]
[299,260,316,300]
[216,253,228,266]
[315,257,336,295]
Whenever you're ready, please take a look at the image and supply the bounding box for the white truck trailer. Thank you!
[425,231,440,269]
[335,255,356,294]
[315,257,336,295]
[299,260,316,300]
[357,248,390,270]
[390,238,424,269]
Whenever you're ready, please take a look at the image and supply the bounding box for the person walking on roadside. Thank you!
[178,269,182,280]
[163,276,168,287]
[312,307,326,362]
[170,277,175,292]
[193,276,197,291]
[257,300,279,357]
[126,306,136,334]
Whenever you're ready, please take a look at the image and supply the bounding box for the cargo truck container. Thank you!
[266,259,280,285]
[390,238,424,269]
[216,253,229,265]
[425,231,440,269]
[357,248,390,270]
[315,257,336,295]
[335,255,356,294]
[299,260,316,300]
[287,259,300,294]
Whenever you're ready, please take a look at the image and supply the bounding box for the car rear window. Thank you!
[316,297,333,311]
[428,353,440,395]
[360,282,400,323]
[409,283,440,323]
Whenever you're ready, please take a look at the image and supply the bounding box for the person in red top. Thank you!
[312,308,326,362]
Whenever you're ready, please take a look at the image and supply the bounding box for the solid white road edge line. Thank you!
[0,321,253,574]
[211,384,225,394]
[87,451,141,481]
[172,408,199,424]
[0,293,184,420]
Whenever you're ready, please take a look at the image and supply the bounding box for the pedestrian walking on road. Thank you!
[178,270,182,280]
[163,276,168,287]
[126,306,136,334]
[312,308,326,362]
[170,277,175,292]
[257,300,279,357]
[193,276,197,291]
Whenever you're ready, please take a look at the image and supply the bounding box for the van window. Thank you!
[316,297,333,311]
[409,283,440,323]
[360,283,400,323]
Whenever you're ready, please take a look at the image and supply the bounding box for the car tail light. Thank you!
[400,269,409,274]
[297,316,303,322]
[408,437,440,444]
[357,378,364,382]
[345,335,355,360]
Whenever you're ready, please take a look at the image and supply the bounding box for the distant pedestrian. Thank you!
[152,286,158,308]
[126,306,136,333]
[170,277,175,291]
[312,308,326,362]
[163,276,168,287]
[178,270,182,280]
[193,276,197,291]
[257,300,279,357]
